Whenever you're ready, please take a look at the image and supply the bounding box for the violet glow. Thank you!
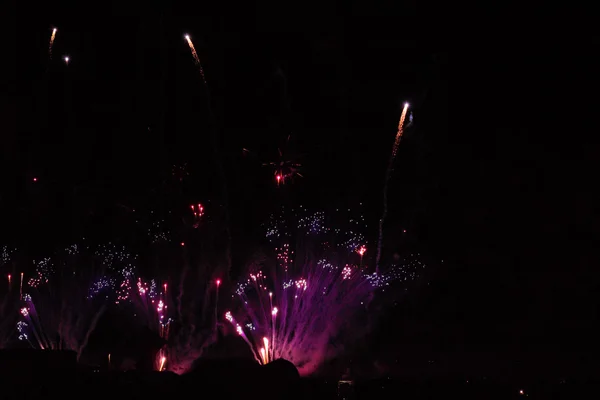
[129,267,220,374]
[228,208,424,375]
[17,251,107,360]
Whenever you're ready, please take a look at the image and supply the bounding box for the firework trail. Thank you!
[129,277,171,371]
[177,266,188,321]
[48,28,57,60]
[185,34,206,84]
[167,268,221,374]
[86,243,183,371]
[228,208,424,375]
[183,32,233,279]
[376,103,409,273]
[130,266,221,373]
[18,248,108,360]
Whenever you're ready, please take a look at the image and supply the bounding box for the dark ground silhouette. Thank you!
[1,350,598,399]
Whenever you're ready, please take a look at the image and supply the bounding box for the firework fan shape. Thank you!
[129,266,222,374]
[18,247,107,360]
[228,208,425,375]
[128,276,172,371]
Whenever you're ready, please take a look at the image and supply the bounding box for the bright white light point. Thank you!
[184,34,190,40]
[405,103,409,107]
[53,28,57,33]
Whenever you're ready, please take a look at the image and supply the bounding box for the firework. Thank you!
[89,243,137,304]
[1,248,18,348]
[1,246,15,295]
[17,250,107,360]
[259,135,303,185]
[184,34,206,83]
[228,207,423,375]
[265,205,367,253]
[166,269,220,374]
[376,102,409,272]
[28,257,53,288]
[149,219,170,243]
[172,163,189,182]
[215,279,221,328]
[63,55,70,65]
[183,32,232,278]
[48,28,57,59]
[1,246,14,266]
[191,203,204,219]
[130,267,221,374]
[357,245,367,266]
[129,276,171,370]
[190,203,204,228]
[228,253,423,375]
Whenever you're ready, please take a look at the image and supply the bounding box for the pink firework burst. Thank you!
[226,259,363,374]
[227,208,425,375]
[17,248,107,360]
[129,267,222,374]
[129,277,172,371]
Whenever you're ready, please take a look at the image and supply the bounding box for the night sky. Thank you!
[4,1,599,375]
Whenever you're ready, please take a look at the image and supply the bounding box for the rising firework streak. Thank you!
[184,34,206,84]
[376,102,409,273]
[48,28,57,59]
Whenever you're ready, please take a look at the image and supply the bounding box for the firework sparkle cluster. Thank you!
[8,246,108,360]
[2,25,423,378]
[227,207,424,375]
[89,243,137,303]
[265,205,368,253]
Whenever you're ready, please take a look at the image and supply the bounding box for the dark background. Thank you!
[3,1,599,376]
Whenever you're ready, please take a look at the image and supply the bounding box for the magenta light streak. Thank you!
[16,256,107,360]
[129,268,221,374]
[227,255,422,375]
[229,207,424,375]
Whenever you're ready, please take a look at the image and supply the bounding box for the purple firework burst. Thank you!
[17,247,107,360]
[227,208,424,375]
[128,266,221,374]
